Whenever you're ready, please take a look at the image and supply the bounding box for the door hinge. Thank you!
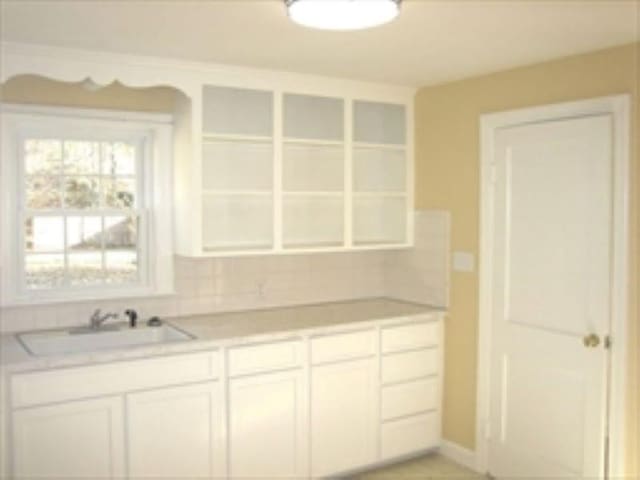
[604,335,612,349]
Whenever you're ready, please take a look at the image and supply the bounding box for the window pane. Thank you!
[105,250,138,284]
[67,216,102,250]
[25,217,64,252]
[104,216,137,249]
[25,254,65,289]
[103,177,136,208]
[26,176,62,209]
[63,141,100,174]
[25,140,62,175]
[103,142,135,175]
[64,177,100,208]
[68,252,103,286]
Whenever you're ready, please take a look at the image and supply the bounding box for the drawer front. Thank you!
[228,340,302,376]
[311,329,376,365]
[380,412,440,460]
[381,320,440,353]
[381,377,439,420]
[381,348,439,384]
[12,352,219,408]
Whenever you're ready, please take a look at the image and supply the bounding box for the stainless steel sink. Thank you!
[18,323,195,356]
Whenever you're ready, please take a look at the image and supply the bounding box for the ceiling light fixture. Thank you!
[286,0,401,31]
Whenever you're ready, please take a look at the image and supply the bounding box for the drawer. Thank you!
[381,377,439,420]
[380,412,440,460]
[311,329,376,365]
[12,351,219,408]
[381,320,440,353]
[228,340,302,376]
[381,348,439,384]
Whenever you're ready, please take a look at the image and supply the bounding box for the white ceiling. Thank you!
[1,0,638,87]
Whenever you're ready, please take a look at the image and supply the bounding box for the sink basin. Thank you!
[18,323,195,356]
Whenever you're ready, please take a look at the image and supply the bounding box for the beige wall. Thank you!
[0,74,178,112]
[415,43,639,473]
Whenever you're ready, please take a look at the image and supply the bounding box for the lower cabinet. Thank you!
[127,382,222,479]
[12,396,125,479]
[8,316,444,480]
[228,369,306,478]
[311,358,378,477]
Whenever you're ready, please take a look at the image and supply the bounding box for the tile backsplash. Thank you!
[0,210,450,333]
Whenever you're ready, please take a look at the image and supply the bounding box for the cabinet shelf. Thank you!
[353,142,406,151]
[202,133,273,144]
[353,192,407,197]
[203,243,273,252]
[284,138,344,147]
[283,191,344,197]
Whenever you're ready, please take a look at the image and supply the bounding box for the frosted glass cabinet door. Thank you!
[12,397,125,479]
[202,86,273,137]
[127,382,221,479]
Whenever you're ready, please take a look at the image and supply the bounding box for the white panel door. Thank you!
[311,358,378,477]
[228,369,307,478]
[12,397,125,479]
[489,115,612,478]
[127,382,222,479]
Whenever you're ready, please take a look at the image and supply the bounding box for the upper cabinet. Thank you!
[200,86,275,252]
[176,84,413,257]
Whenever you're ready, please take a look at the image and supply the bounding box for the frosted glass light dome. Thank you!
[287,0,401,31]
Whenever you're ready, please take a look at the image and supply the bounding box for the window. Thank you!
[1,105,174,305]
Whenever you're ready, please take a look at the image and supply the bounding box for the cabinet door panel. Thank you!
[380,412,440,461]
[229,370,307,478]
[311,358,377,477]
[127,382,222,479]
[12,397,124,479]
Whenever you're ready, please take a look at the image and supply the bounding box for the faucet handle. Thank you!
[124,309,138,328]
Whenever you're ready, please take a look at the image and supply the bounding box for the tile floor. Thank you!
[351,453,485,479]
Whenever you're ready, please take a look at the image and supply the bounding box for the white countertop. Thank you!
[0,297,445,374]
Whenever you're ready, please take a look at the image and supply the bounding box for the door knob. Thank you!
[583,333,601,348]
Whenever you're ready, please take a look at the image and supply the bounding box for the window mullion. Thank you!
[62,211,69,288]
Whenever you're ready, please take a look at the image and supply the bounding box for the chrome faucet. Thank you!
[89,309,119,329]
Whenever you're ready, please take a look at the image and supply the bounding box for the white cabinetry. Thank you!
[378,320,443,461]
[200,86,275,252]
[10,352,219,479]
[310,330,378,477]
[176,82,413,257]
[7,313,443,479]
[127,382,223,479]
[228,370,306,478]
[12,397,125,479]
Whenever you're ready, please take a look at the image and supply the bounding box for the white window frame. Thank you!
[1,103,175,306]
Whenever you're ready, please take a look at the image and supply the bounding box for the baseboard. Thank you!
[438,440,479,472]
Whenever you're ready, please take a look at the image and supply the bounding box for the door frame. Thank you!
[476,95,631,477]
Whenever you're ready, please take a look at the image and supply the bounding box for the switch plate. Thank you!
[453,251,475,272]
